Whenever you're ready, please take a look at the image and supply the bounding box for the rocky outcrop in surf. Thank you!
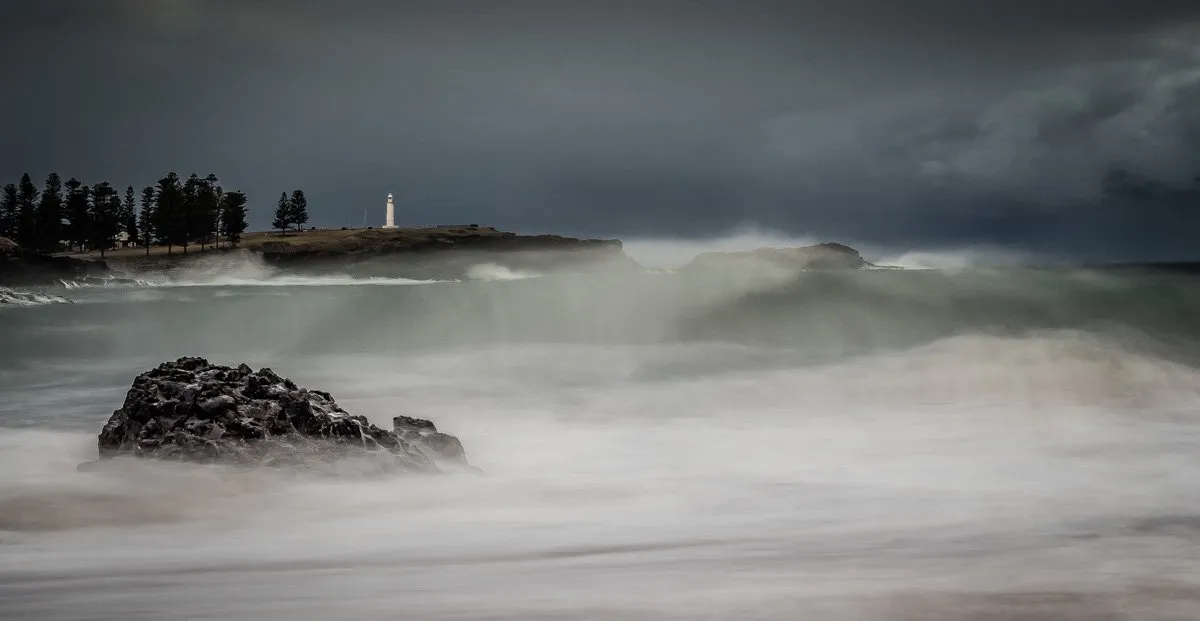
[88,357,469,475]
[681,243,870,273]
[0,237,111,286]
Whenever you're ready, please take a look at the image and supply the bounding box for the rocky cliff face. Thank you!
[681,243,869,273]
[253,228,637,279]
[0,237,111,286]
[89,357,469,476]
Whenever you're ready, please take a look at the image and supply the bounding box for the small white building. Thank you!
[383,193,397,229]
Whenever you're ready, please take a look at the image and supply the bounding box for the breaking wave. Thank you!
[167,274,448,287]
[465,262,542,281]
[58,276,159,289]
[0,286,73,307]
[128,251,451,287]
[6,262,1200,619]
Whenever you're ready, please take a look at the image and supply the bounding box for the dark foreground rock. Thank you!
[89,357,469,475]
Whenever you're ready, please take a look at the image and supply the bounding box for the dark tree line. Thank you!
[272,189,310,234]
[0,172,250,257]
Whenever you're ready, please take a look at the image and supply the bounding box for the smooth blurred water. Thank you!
[3,265,1200,620]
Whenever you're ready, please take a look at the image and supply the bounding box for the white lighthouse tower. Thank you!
[383,193,397,229]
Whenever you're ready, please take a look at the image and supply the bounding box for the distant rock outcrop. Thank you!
[681,243,870,273]
[88,357,469,475]
[0,237,111,286]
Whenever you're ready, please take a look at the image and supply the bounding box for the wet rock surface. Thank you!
[91,357,469,474]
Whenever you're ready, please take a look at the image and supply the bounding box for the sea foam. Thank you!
[0,286,73,307]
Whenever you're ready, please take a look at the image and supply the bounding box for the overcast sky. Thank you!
[2,0,1199,260]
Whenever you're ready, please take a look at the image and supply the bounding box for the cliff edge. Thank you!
[0,237,111,286]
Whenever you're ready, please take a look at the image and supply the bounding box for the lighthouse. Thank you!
[383,193,397,229]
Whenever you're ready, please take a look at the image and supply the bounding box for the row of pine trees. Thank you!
[272,190,310,234]
[0,172,251,257]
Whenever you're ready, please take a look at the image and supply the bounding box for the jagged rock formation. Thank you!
[681,242,870,272]
[91,357,469,475]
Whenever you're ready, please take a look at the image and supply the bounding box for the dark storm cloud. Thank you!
[2,0,1200,259]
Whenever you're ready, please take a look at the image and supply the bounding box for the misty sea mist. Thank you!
[4,248,1200,620]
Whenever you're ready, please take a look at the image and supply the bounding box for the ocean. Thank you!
[3,255,1200,620]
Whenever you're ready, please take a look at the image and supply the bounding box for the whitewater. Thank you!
[3,257,1200,620]
[0,286,73,307]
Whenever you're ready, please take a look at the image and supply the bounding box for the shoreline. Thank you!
[9,227,1200,288]
[2,226,637,285]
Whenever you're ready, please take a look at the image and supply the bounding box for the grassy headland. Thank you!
[64,225,633,280]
